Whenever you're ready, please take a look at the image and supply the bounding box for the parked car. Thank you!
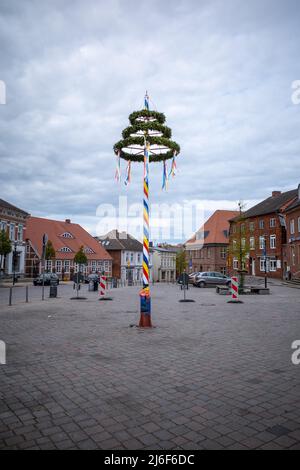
[189,272,201,284]
[33,273,59,286]
[84,273,100,284]
[194,272,231,288]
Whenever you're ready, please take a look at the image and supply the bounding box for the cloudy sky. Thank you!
[0,0,299,241]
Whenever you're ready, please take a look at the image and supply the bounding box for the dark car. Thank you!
[84,273,100,284]
[194,272,231,288]
[33,273,59,286]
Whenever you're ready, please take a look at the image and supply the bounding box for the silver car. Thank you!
[194,272,231,288]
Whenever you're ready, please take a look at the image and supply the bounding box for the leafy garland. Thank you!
[114,109,180,162]
[122,122,172,139]
[129,110,166,125]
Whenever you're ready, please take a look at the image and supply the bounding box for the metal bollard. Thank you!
[9,287,12,306]
[26,285,29,303]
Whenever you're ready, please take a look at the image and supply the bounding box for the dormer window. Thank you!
[60,232,74,239]
[58,246,73,253]
[84,247,95,254]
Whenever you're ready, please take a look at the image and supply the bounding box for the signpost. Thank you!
[42,233,48,301]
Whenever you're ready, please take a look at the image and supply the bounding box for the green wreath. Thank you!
[114,109,180,163]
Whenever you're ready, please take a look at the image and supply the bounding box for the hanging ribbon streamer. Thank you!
[114,151,121,182]
[169,152,177,178]
[144,91,149,110]
[162,160,168,190]
[124,160,132,186]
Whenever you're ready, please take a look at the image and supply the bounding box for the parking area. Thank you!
[0,283,300,449]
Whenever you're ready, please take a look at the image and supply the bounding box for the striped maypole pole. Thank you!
[139,139,152,327]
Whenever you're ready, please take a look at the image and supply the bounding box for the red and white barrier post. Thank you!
[99,274,113,301]
[227,276,243,303]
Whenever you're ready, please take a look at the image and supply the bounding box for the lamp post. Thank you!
[263,235,268,288]
[12,241,18,285]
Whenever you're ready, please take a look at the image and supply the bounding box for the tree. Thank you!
[0,230,12,277]
[176,249,187,276]
[45,240,55,261]
[228,201,250,291]
[74,246,88,269]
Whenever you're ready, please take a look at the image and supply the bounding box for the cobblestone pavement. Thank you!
[0,283,300,450]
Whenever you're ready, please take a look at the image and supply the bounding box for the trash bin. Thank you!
[93,280,98,292]
[49,283,57,298]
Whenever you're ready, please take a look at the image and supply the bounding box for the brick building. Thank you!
[283,185,300,279]
[228,189,298,279]
[185,210,239,275]
[0,198,29,277]
[25,217,112,279]
[96,230,152,283]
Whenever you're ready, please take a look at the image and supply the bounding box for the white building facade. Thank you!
[152,247,176,282]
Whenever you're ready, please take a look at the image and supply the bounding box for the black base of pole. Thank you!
[99,297,113,301]
[70,297,87,300]
[179,299,195,303]
[227,300,244,304]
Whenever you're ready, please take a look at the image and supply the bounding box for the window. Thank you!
[58,247,72,253]
[220,247,226,259]
[104,261,110,272]
[56,260,62,273]
[269,259,277,272]
[232,225,237,234]
[125,252,129,262]
[259,220,264,229]
[241,223,245,233]
[130,253,134,263]
[17,224,23,241]
[0,220,7,232]
[241,238,246,249]
[250,237,255,250]
[290,219,295,235]
[91,260,96,272]
[46,260,52,272]
[260,258,266,272]
[298,217,300,233]
[9,223,15,241]
[249,222,255,232]
[64,260,70,273]
[233,239,237,250]
[259,236,265,250]
[220,267,227,275]
[270,218,276,228]
[137,253,141,264]
[270,235,276,249]
[233,258,239,270]
[60,232,74,239]
[207,248,211,258]
[84,247,95,254]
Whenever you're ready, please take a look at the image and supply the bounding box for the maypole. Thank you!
[114,93,180,327]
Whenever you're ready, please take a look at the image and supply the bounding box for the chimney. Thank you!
[65,219,71,224]
[272,191,281,198]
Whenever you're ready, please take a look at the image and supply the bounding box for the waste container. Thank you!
[49,281,58,298]
[93,280,98,292]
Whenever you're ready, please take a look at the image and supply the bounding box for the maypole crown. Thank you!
[113,94,180,163]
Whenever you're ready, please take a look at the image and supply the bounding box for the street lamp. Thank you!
[12,241,18,285]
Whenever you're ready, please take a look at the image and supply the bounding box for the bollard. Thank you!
[227,276,243,304]
[9,287,12,306]
[99,275,113,301]
[26,285,29,303]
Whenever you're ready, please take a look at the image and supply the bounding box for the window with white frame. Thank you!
[125,252,129,262]
[260,258,266,272]
[46,260,52,272]
[233,258,239,270]
[60,232,74,239]
[56,260,62,273]
[104,261,110,272]
[0,220,7,232]
[270,235,276,249]
[250,237,255,250]
[241,238,246,249]
[91,260,96,272]
[270,218,276,228]
[220,247,226,259]
[130,252,134,263]
[249,222,255,232]
[259,220,264,229]
[259,236,265,250]
[64,260,70,273]
[269,259,277,271]
[137,253,141,264]
[17,224,23,241]
[58,246,72,253]
[290,219,295,235]
[9,223,15,241]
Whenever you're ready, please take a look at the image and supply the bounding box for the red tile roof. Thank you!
[186,210,239,246]
[26,217,112,260]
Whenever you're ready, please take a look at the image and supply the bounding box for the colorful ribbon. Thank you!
[142,142,150,294]
[169,153,177,178]
[115,151,121,182]
[144,91,149,111]
[124,160,131,186]
[162,160,168,190]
